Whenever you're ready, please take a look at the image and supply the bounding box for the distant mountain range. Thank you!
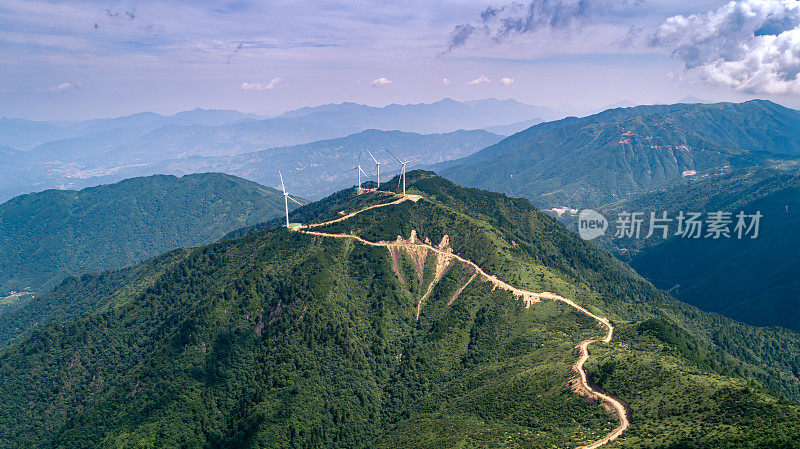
[149,129,504,200]
[0,108,264,151]
[437,100,800,208]
[0,98,554,202]
[276,98,561,133]
[0,173,300,297]
[481,118,544,135]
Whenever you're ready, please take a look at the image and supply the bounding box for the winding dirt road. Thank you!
[297,193,629,448]
[575,340,629,449]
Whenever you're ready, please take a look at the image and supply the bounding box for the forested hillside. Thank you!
[438,100,800,208]
[0,173,300,296]
[630,181,800,330]
[555,168,800,331]
[0,172,798,448]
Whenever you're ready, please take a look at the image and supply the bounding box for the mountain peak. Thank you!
[677,95,706,104]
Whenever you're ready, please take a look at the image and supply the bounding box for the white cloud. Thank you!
[370,77,392,86]
[49,82,79,93]
[241,77,282,90]
[442,77,451,85]
[650,0,800,95]
[468,74,491,85]
[500,77,515,85]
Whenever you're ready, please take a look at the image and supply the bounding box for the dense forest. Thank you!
[0,172,798,448]
[0,173,300,296]
[554,168,800,331]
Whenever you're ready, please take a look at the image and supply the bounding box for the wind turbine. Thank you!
[365,149,382,188]
[386,149,413,196]
[348,150,370,192]
[278,170,302,228]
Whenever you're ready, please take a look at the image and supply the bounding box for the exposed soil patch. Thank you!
[388,247,406,285]
[254,316,264,336]
[415,235,456,319]
[397,230,428,281]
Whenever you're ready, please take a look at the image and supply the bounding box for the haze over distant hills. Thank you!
[438,100,800,208]
[150,129,504,200]
[276,98,561,134]
[0,109,264,151]
[0,98,552,202]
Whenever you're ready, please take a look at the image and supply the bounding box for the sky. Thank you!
[3,0,800,120]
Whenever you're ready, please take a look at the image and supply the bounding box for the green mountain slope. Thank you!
[558,168,800,331]
[438,100,800,208]
[0,173,301,296]
[587,319,800,448]
[0,248,191,351]
[313,172,800,401]
[0,172,798,448]
[630,180,800,330]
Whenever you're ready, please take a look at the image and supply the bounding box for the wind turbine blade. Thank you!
[366,149,378,164]
[396,172,402,191]
[278,170,286,194]
[359,166,369,177]
[288,196,303,205]
[386,149,403,164]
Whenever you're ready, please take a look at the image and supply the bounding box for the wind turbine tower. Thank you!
[278,170,302,228]
[366,149,382,188]
[349,150,369,192]
[387,150,412,196]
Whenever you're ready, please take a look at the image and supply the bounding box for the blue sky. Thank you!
[3,0,800,120]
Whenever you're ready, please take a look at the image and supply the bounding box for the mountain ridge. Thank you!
[437,100,800,208]
[0,172,300,296]
[151,128,503,200]
[0,98,540,202]
[275,97,563,133]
